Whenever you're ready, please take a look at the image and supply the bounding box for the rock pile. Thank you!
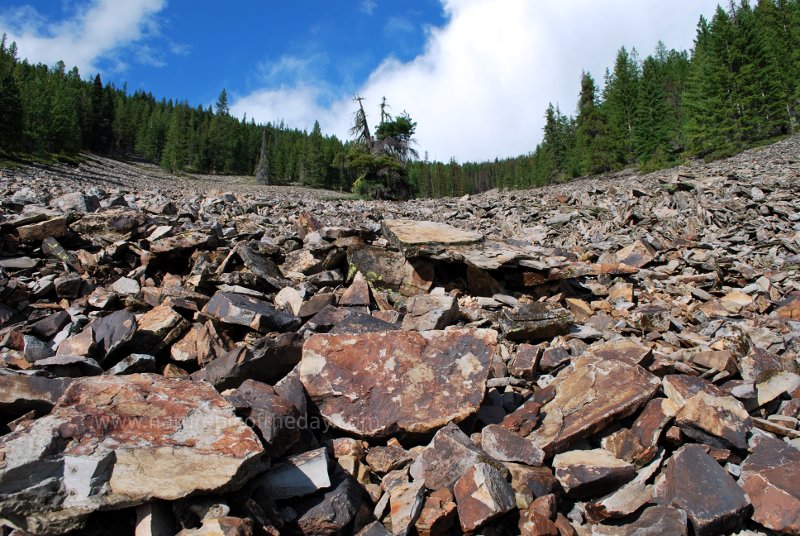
[0,135,800,535]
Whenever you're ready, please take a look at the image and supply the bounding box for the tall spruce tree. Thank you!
[255,129,270,185]
[575,72,613,174]
[603,47,641,167]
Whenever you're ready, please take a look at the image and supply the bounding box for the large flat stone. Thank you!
[0,374,263,535]
[203,291,300,333]
[528,355,660,455]
[382,219,484,247]
[740,435,800,534]
[654,444,751,536]
[300,328,496,437]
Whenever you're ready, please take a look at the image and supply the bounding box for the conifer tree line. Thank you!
[409,0,799,197]
[0,0,797,197]
[0,36,348,188]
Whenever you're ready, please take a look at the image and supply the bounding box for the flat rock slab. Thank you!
[500,303,574,342]
[300,328,496,437]
[654,444,751,536]
[382,219,484,247]
[204,291,300,333]
[0,374,263,535]
[529,355,660,455]
[553,448,635,499]
[740,435,800,534]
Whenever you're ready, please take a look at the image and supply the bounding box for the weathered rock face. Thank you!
[0,374,263,535]
[552,449,635,499]
[654,444,751,536]
[453,462,516,532]
[740,435,800,534]
[203,291,300,333]
[500,303,574,342]
[382,219,484,248]
[529,355,661,455]
[300,328,496,437]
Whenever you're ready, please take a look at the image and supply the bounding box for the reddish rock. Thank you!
[415,488,457,536]
[586,339,652,366]
[389,480,425,536]
[615,239,656,268]
[505,463,558,509]
[552,449,635,499]
[654,444,751,536]
[401,294,459,331]
[0,374,263,534]
[740,434,800,534]
[602,398,677,466]
[339,271,371,306]
[509,343,542,380]
[674,390,752,450]
[409,422,498,491]
[481,424,545,466]
[454,462,516,532]
[529,355,660,455]
[590,506,688,536]
[16,217,68,242]
[129,304,190,355]
[300,328,496,437]
[365,445,413,474]
[501,398,543,437]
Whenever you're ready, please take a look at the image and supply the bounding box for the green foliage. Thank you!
[345,96,416,200]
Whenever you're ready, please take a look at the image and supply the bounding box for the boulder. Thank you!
[300,328,496,437]
[453,462,516,532]
[0,374,263,535]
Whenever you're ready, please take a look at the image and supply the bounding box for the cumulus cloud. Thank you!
[241,0,721,162]
[0,0,167,75]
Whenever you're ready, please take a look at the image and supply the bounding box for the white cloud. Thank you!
[237,0,722,162]
[360,0,377,16]
[0,0,167,75]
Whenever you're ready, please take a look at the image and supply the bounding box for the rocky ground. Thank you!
[0,135,799,536]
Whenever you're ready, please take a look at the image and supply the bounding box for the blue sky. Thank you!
[0,0,721,161]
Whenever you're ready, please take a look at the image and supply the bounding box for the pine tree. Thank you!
[0,72,23,153]
[635,54,672,167]
[603,47,641,167]
[302,120,327,186]
[255,129,270,185]
[215,88,229,116]
[575,72,614,174]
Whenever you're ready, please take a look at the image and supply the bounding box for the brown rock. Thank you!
[203,291,300,333]
[500,303,574,342]
[553,449,635,499]
[505,463,558,509]
[339,271,371,306]
[0,375,74,418]
[389,480,425,536]
[130,304,190,355]
[409,422,496,491]
[589,506,688,536]
[226,379,301,458]
[653,444,751,536]
[529,355,660,455]
[740,434,800,534]
[382,219,483,247]
[401,294,459,331]
[348,246,433,297]
[602,398,677,466]
[585,452,663,523]
[509,343,541,380]
[586,339,652,366]
[674,390,752,450]
[0,374,263,535]
[300,328,496,437]
[365,445,413,474]
[16,217,68,242]
[415,488,457,536]
[481,424,545,466]
[453,462,516,532]
[615,239,656,268]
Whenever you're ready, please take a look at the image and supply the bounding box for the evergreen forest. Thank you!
[0,0,797,199]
